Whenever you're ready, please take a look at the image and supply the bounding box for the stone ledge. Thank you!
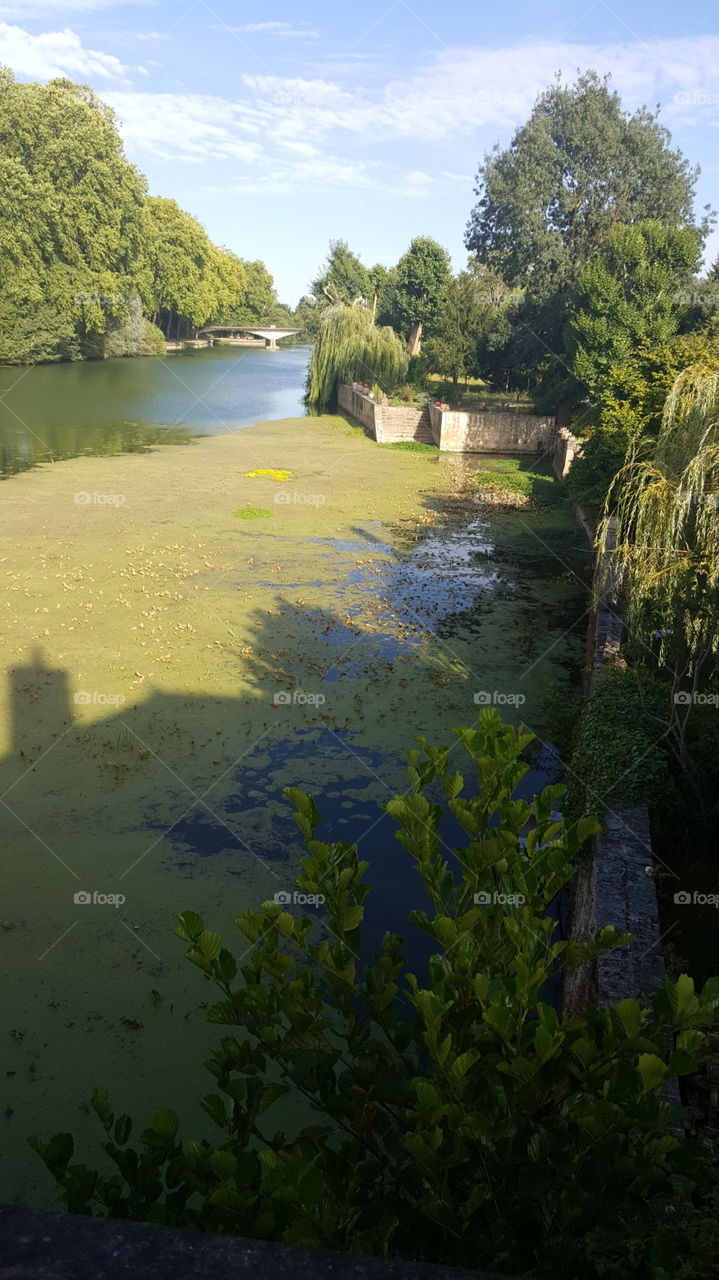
[0,1205,508,1280]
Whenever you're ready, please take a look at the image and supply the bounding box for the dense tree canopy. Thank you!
[466,71,702,299]
[311,239,370,306]
[464,71,708,417]
[306,302,407,410]
[390,237,452,356]
[0,69,149,363]
[143,198,244,340]
[0,68,279,364]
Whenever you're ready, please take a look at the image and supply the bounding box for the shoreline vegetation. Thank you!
[0,70,299,368]
[3,52,719,1279]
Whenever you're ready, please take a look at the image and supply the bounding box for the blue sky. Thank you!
[2,0,718,302]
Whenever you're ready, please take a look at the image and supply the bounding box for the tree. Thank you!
[423,272,483,390]
[306,302,407,411]
[424,263,520,392]
[311,239,370,306]
[392,237,452,355]
[466,71,703,299]
[567,221,701,406]
[143,199,241,339]
[598,366,719,788]
[0,69,148,363]
[465,71,708,414]
[221,259,276,325]
[293,295,320,341]
[31,713,719,1279]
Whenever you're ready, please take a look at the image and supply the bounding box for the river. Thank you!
[0,343,310,478]
[0,345,588,1206]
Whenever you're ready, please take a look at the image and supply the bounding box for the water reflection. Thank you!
[0,343,310,478]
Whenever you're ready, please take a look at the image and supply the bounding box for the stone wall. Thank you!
[337,385,433,444]
[427,401,556,453]
[563,525,664,1013]
[554,426,583,478]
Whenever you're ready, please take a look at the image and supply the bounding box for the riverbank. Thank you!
[0,416,588,1206]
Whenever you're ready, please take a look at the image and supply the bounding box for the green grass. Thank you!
[377,441,437,453]
[233,506,274,519]
[473,458,564,506]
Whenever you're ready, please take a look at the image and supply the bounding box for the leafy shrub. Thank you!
[31,712,719,1279]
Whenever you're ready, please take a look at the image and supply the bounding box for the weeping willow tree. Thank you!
[598,368,719,778]
[306,301,407,411]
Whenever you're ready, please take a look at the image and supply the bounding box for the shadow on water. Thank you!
[0,456,587,1203]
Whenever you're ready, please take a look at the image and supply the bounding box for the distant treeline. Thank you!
[0,69,295,365]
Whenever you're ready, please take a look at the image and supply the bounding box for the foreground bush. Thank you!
[32,712,719,1278]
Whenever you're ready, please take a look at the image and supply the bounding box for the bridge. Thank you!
[199,324,299,351]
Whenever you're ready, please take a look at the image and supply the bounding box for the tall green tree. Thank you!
[306,302,407,410]
[565,221,703,509]
[220,259,276,325]
[0,69,148,363]
[311,239,370,306]
[465,71,708,413]
[143,198,241,339]
[567,220,701,403]
[392,236,452,355]
[466,71,702,298]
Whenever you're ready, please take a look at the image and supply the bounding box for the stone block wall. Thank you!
[337,385,433,444]
[554,426,583,478]
[427,401,556,453]
[563,528,664,1014]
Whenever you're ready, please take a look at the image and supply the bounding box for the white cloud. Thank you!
[214,21,319,39]
[0,22,127,80]
[0,0,136,14]
[104,91,265,161]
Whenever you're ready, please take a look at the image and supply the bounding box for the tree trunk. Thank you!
[407,321,422,358]
[555,399,571,427]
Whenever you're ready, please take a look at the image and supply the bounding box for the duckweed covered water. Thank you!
[0,408,588,1206]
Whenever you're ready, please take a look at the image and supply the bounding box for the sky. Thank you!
[1,0,718,303]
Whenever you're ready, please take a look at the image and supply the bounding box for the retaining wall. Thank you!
[427,401,556,454]
[337,385,433,443]
[563,521,664,1013]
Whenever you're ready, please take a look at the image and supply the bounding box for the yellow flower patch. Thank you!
[243,469,294,482]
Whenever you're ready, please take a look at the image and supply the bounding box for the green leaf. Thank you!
[176,910,204,941]
[638,1053,666,1094]
[151,1107,179,1139]
[341,905,364,932]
